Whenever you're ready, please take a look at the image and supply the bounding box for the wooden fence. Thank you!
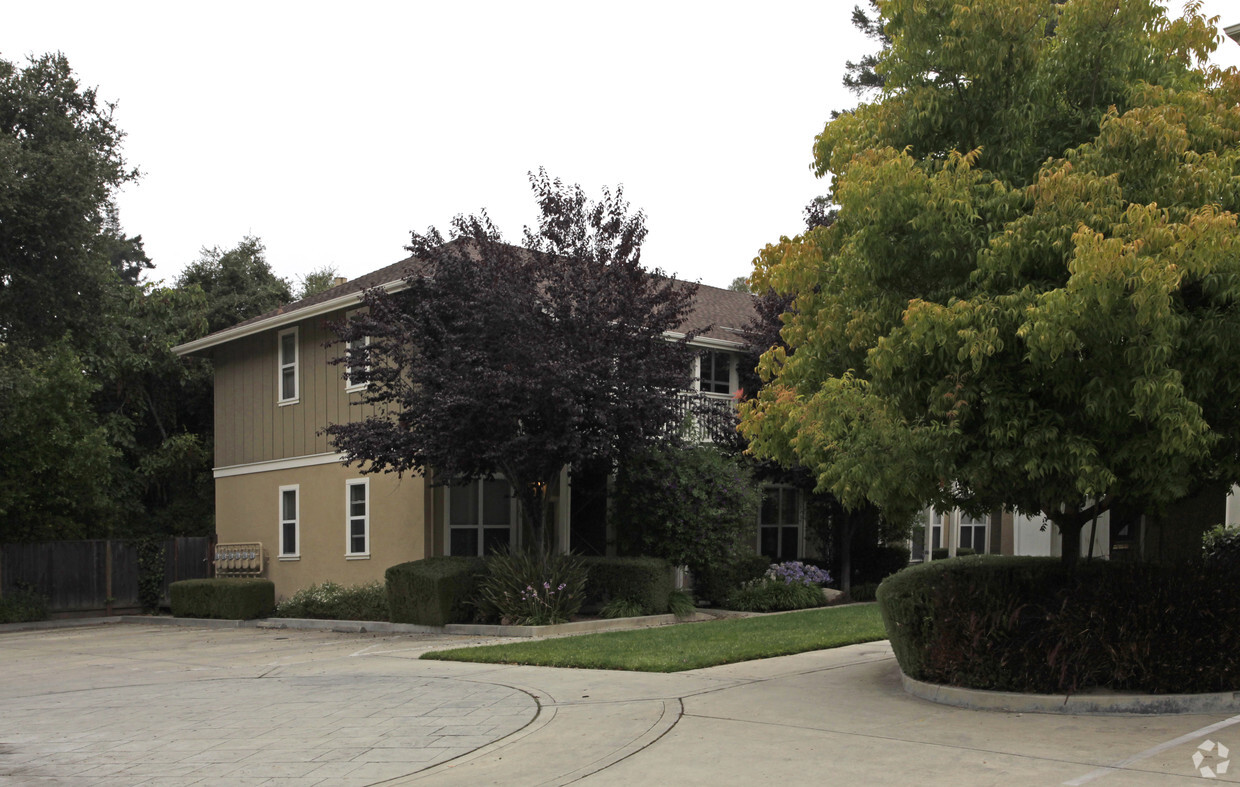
[0,537,214,613]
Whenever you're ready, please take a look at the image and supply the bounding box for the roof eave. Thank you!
[172,279,406,356]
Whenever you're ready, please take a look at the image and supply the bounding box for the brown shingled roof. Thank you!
[188,248,757,350]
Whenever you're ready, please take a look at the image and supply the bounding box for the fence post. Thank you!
[105,539,113,615]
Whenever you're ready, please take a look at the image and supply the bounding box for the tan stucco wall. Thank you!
[215,462,429,599]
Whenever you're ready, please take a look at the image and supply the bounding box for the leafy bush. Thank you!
[581,556,673,615]
[273,581,389,621]
[1203,524,1240,569]
[170,578,274,620]
[0,586,48,623]
[849,582,880,602]
[694,553,770,607]
[728,578,827,612]
[136,538,167,613]
[386,557,484,626]
[613,445,761,590]
[878,556,1240,694]
[474,550,589,626]
[854,544,910,584]
[930,547,975,560]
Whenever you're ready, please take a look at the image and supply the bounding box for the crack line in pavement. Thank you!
[1062,712,1240,785]
[678,708,1161,776]
[559,698,685,786]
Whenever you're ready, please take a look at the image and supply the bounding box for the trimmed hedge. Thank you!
[878,556,1240,694]
[693,553,770,607]
[581,556,674,615]
[170,578,275,620]
[0,587,48,623]
[386,557,484,626]
[1203,524,1240,569]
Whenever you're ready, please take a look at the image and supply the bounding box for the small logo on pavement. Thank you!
[1192,740,1230,778]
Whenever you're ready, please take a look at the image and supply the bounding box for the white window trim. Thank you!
[757,484,803,560]
[278,327,299,405]
[346,478,370,559]
[443,477,518,557]
[278,484,300,560]
[957,512,989,555]
[344,311,370,393]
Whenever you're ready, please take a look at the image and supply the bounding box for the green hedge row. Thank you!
[170,579,274,620]
[878,556,1240,694]
[386,557,484,626]
[581,556,674,615]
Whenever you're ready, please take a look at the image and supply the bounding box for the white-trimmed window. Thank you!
[758,485,801,562]
[278,327,299,404]
[929,509,945,554]
[279,485,299,559]
[344,312,369,392]
[345,479,369,557]
[959,512,989,553]
[698,350,732,395]
[447,479,513,557]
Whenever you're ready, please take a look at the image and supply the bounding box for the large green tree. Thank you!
[176,236,292,334]
[740,0,1240,564]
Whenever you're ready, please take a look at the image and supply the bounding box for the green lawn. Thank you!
[421,603,887,672]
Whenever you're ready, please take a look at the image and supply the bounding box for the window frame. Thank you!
[697,350,733,396]
[958,512,989,554]
[277,327,299,405]
[757,484,802,562]
[445,478,517,557]
[344,311,370,393]
[345,478,370,558]
[278,484,300,560]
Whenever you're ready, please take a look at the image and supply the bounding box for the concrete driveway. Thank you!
[1,621,1237,785]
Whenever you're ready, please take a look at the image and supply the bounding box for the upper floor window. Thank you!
[346,479,369,557]
[345,311,369,392]
[279,485,299,559]
[699,350,731,395]
[278,327,299,404]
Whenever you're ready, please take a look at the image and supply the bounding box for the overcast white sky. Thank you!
[4,1,1239,291]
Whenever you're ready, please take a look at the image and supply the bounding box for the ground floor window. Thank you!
[448,479,513,556]
[759,486,800,562]
[929,509,944,553]
[958,512,988,553]
[279,485,299,559]
[346,479,369,557]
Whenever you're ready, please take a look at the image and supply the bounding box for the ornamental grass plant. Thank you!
[474,549,589,626]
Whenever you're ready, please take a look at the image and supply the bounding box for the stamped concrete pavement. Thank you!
[3,622,1239,786]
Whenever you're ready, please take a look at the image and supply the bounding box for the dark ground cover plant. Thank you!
[272,581,389,621]
[474,550,589,626]
[878,556,1240,694]
[727,561,832,612]
[0,585,49,623]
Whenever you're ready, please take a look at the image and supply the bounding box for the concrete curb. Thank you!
[902,671,1240,715]
[0,617,123,634]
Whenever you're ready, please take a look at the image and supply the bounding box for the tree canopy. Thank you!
[326,170,700,554]
[740,0,1240,561]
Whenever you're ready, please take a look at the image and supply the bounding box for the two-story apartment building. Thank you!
[174,254,801,597]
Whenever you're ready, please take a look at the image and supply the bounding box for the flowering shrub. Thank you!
[473,550,588,626]
[727,576,827,613]
[766,561,831,587]
[272,581,389,621]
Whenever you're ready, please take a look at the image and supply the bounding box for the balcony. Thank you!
[673,391,740,445]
